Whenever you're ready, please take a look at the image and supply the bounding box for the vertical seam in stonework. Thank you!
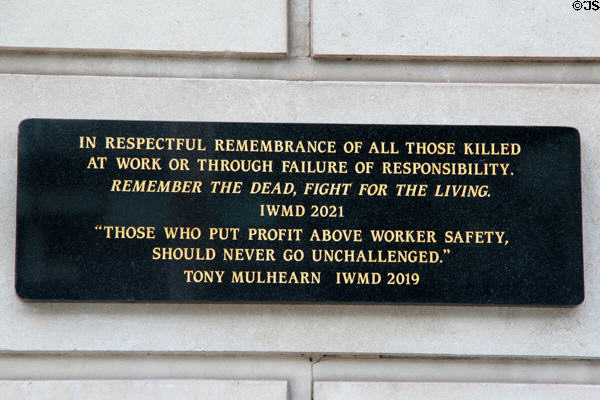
[286,0,292,58]
[309,354,328,400]
[308,0,313,56]
[310,355,314,400]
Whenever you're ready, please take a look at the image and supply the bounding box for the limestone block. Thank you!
[0,379,287,400]
[314,382,600,400]
[312,0,600,59]
[0,1,287,57]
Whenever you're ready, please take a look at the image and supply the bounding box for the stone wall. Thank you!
[1,1,599,398]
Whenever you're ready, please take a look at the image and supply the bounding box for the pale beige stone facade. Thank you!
[1,1,599,398]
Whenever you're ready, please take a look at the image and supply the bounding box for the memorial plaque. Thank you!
[16,119,584,305]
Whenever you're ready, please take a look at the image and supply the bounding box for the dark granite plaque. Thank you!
[16,119,584,305]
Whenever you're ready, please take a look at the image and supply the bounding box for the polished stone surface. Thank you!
[16,120,583,305]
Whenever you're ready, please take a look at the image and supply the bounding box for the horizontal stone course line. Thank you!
[312,357,600,385]
[2,354,600,385]
[1,55,600,85]
[0,47,287,59]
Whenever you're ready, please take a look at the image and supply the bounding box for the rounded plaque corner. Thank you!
[572,291,585,306]
[15,281,35,302]
[563,126,581,141]
[18,118,36,132]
